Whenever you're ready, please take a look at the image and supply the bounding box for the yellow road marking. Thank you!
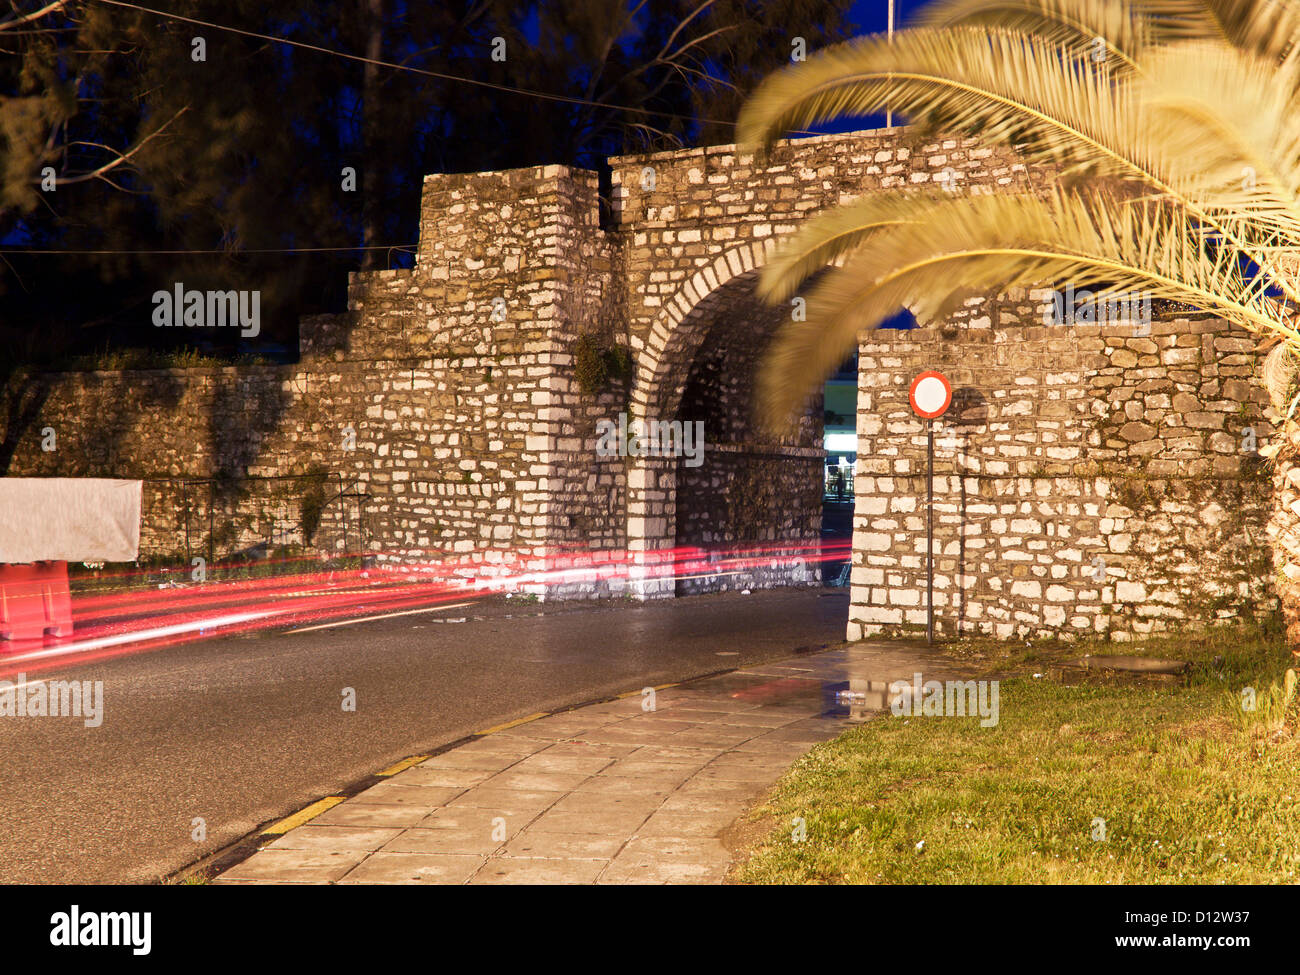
[475,711,549,736]
[261,797,345,836]
[377,755,430,777]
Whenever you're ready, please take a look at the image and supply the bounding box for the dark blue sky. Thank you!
[830,0,930,132]
[851,0,903,35]
[843,1,926,330]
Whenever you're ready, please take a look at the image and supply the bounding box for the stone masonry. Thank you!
[848,307,1274,642]
[0,126,1278,638]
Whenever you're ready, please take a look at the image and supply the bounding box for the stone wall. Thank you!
[0,125,1280,631]
[847,303,1276,641]
[2,164,633,582]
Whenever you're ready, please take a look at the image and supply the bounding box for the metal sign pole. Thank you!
[909,370,949,647]
[927,416,934,646]
[886,0,895,128]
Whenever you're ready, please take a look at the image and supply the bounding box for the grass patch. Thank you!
[41,346,277,372]
[733,621,1300,884]
[67,551,367,597]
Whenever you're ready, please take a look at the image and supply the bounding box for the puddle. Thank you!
[824,679,905,721]
[721,675,823,706]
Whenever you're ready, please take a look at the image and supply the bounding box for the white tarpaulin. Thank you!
[0,478,142,563]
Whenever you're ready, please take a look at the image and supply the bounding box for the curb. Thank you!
[168,671,735,884]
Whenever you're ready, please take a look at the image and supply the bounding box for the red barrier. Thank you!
[0,561,73,642]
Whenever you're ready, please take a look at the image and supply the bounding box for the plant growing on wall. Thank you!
[739,0,1300,656]
[299,465,330,546]
[574,332,632,395]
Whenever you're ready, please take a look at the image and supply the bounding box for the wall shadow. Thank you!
[946,387,988,636]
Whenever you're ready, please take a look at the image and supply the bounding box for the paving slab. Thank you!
[396,766,498,788]
[312,803,434,828]
[380,827,505,856]
[417,808,527,836]
[512,752,618,775]
[469,857,608,885]
[266,826,402,853]
[526,808,651,835]
[337,852,484,885]
[446,787,564,814]
[419,751,522,772]
[219,849,368,884]
[546,792,665,815]
[215,637,971,885]
[597,759,701,780]
[353,781,467,806]
[636,810,738,837]
[482,770,594,792]
[503,830,627,859]
[572,775,678,798]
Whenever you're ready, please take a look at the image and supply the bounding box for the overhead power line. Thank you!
[0,244,415,255]
[93,0,758,132]
[6,1,843,258]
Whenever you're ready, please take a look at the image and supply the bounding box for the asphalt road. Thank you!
[0,588,849,884]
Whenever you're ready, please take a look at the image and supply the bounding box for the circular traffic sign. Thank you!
[909,370,952,419]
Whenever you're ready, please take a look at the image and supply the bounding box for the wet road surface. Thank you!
[0,588,848,883]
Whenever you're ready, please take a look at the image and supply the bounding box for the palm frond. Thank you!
[753,192,936,304]
[740,0,1300,425]
[926,0,1300,64]
[737,23,1300,306]
[757,188,1296,425]
[1263,342,1300,411]
[738,26,1117,165]
[1178,0,1300,61]
[920,0,1153,67]
[1138,40,1300,247]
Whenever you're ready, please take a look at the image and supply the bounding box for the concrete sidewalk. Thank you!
[215,641,972,885]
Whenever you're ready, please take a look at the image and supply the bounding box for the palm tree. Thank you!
[737,0,1300,652]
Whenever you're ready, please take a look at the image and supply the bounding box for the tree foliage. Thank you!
[0,0,854,363]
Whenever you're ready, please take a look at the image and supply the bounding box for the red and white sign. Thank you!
[909,371,952,419]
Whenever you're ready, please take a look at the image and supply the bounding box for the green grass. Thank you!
[733,621,1300,884]
[47,346,276,372]
[67,551,367,596]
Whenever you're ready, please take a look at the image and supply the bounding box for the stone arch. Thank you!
[631,239,778,423]
[623,238,824,599]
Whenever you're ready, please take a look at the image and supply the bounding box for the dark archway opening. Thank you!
[669,277,824,596]
[821,309,913,586]
[821,350,857,586]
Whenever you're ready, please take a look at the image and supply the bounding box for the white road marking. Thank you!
[284,602,477,634]
[0,610,278,665]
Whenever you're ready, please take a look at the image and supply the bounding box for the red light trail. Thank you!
[0,541,851,678]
